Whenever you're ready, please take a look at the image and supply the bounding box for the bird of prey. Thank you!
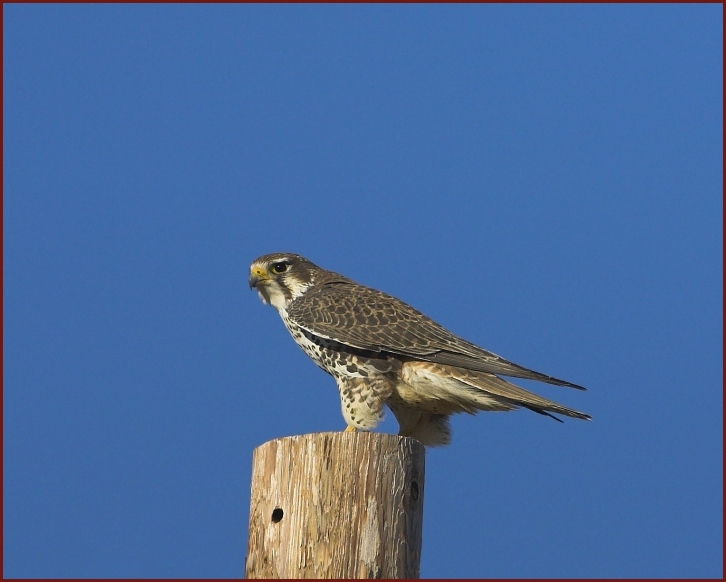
[249,252,590,446]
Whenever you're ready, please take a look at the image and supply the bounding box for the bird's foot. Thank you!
[344,426,357,433]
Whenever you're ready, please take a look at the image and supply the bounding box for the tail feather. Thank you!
[449,366,592,421]
[399,360,591,422]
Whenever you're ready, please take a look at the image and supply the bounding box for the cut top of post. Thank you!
[245,432,426,579]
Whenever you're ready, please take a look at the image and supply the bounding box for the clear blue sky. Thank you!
[3,4,722,578]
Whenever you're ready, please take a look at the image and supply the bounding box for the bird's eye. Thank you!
[272,262,288,273]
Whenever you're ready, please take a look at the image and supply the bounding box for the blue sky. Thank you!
[3,4,722,578]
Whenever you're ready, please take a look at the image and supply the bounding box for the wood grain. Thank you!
[245,432,425,579]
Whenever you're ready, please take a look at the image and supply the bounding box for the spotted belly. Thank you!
[281,317,395,380]
[279,315,403,430]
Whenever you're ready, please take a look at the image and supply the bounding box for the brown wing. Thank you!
[285,280,586,390]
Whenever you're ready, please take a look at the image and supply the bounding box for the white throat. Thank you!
[261,277,313,313]
[258,287,288,312]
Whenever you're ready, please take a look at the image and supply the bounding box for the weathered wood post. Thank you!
[245,431,425,578]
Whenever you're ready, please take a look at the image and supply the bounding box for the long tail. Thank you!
[400,361,591,421]
[449,365,592,421]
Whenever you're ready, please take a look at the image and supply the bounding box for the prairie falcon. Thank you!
[249,252,590,446]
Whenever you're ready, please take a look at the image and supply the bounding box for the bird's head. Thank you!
[249,253,319,311]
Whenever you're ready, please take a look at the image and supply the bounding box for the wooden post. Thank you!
[245,431,425,579]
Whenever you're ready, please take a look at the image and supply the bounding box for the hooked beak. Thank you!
[248,267,269,289]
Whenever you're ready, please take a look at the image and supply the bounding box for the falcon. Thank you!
[249,252,590,446]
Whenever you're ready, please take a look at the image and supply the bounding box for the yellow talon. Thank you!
[344,426,357,433]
